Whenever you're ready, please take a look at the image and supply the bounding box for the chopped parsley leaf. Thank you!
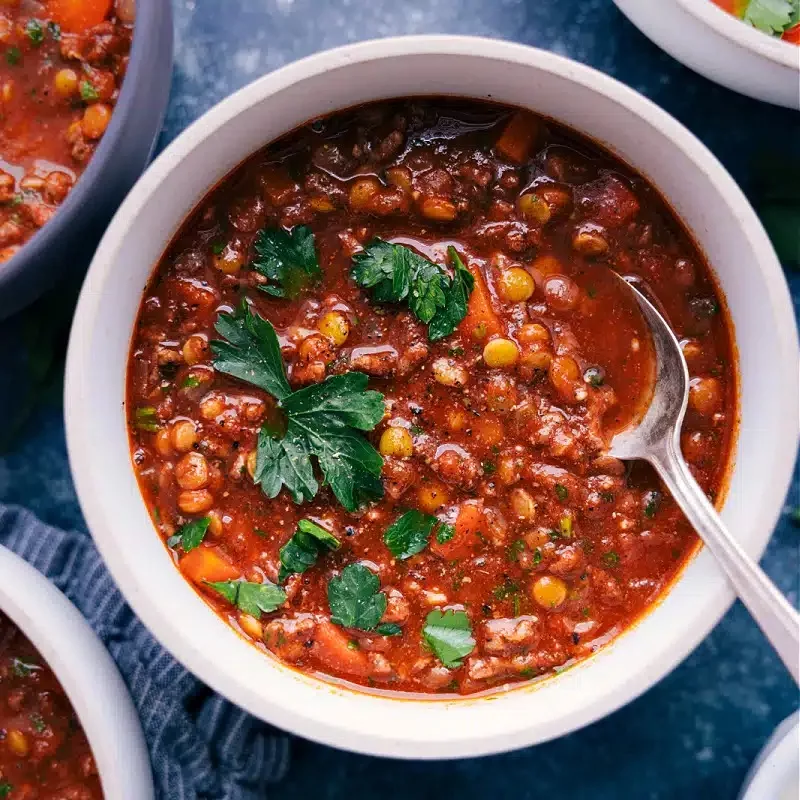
[436,523,456,545]
[555,483,569,501]
[422,609,475,668]
[212,303,384,511]
[251,225,321,298]
[47,20,61,40]
[482,460,496,475]
[26,19,44,45]
[206,579,286,618]
[384,510,438,560]
[375,622,402,637]
[181,374,203,389]
[211,240,226,255]
[11,659,38,677]
[6,46,21,66]
[0,781,11,798]
[30,712,46,733]
[351,241,474,341]
[79,80,99,102]
[166,517,210,553]
[644,490,662,518]
[278,519,340,582]
[743,0,798,35]
[328,563,386,631]
[507,538,525,561]
[533,548,543,565]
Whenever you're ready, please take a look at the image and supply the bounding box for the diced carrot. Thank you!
[432,502,486,561]
[458,261,503,341]
[312,621,370,677]
[180,547,240,584]
[783,24,800,45]
[47,0,112,33]
[495,110,540,164]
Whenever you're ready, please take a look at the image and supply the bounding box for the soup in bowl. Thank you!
[65,36,798,758]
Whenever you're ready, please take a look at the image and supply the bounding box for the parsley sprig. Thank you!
[206,579,287,618]
[742,0,799,35]
[167,517,210,552]
[351,241,474,341]
[251,225,321,298]
[212,303,385,512]
[279,519,340,581]
[328,563,386,631]
[422,609,475,668]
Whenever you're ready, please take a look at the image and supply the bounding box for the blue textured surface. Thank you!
[0,1,798,797]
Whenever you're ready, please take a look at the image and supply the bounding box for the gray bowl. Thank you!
[0,0,174,320]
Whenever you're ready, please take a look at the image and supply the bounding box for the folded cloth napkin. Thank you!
[0,504,290,800]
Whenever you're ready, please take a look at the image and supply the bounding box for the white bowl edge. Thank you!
[64,35,800,759]
[0,546,153,797]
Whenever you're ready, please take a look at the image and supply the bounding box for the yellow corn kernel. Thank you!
[483,338,520,368]
[417,481,449,514]
[531,575,568,609]
[54,68,79,97]
[498,267,535,303]
[379,426,413,458]
[318,311,350,346]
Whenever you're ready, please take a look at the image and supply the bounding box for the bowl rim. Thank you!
[0,545,153,798]
[65,34,799,759]
[0,0,169,295]
[674,0,800,67]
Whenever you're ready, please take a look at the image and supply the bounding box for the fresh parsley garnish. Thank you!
[79,80,99,102]
[166,517,210,552]
[743,0,799,35]
[182,374,203,389]
[212,303,385,512]
[384,510,438,560]
[6,46,21,66]
[47,20,61,40]
[211,240,226,255]
[643,490,661,519]
[11,658,38,677]
[278,519,340,581]
[532,548,543,565]
[0,781,11,798]
[328,563,386,631]
[26,19,44,45]
[134,406,159,432]
[206,579,286,618]
[30,712,46,733]
[251,225,321,298]
[482,460,496,475]
[555,483,569,501]
[436,523,456,545]
[375,622,402,636]
[492,578,520,601]
[422,609,475,668]
[351,241,474,341]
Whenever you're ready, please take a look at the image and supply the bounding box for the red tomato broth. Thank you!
[0,0,133,262]
[0,614,102,798]
[127,98,737,696]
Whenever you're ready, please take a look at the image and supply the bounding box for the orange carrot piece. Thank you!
[432,502,486,561]
[180,547,240,585]
[495,110,540,164]
[312,621,370,677]
[459,261,503,341]
[47,0,112,33]
[783,24,800,45]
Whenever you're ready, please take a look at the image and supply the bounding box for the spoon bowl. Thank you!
[609,274,799,684]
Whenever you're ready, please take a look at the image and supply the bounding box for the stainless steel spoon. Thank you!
[608,275,799,684]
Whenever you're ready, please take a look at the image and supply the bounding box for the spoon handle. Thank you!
[652,434,799,685]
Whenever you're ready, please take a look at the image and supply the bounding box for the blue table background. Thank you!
[1,1,798,797]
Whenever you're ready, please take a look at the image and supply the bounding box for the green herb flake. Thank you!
[211,240,226,255]
[492,578,520,601]
[212,304,385,512]
[181,375,203,389]
[251,225,321,298]
[436,523,455,545]
[555,483,569,501]
[79,80,99,102]
[602,550,620,568]
[507,538,525,561]
[47,20,61,40]
[30,712,46,733]
[384,510,438,560]
[26,19,44,45]
[11,659,38,677]
[0,781,12,798]
[533,548,543,565]
[346,639,359,651]
[206,579,286,619]
[6,46,21,66]
[743,0,798,35]
[482,460,496,475]
[134,406,160,432]
[643,490,661,519]
[328,563,386,631]
[278,519,340,582]
[422,609,476,668]
[375,622,402,637]
[583,366,605,387]
[167,517,210,553]
[351,241,474,341]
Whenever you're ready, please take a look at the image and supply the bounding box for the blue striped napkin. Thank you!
[0,505,289,800]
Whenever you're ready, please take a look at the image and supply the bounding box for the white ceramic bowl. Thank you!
[614,0,800,109]
[64,36,799,759]
[0,546,152,797]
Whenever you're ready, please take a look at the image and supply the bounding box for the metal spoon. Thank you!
[608,275,799,684]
